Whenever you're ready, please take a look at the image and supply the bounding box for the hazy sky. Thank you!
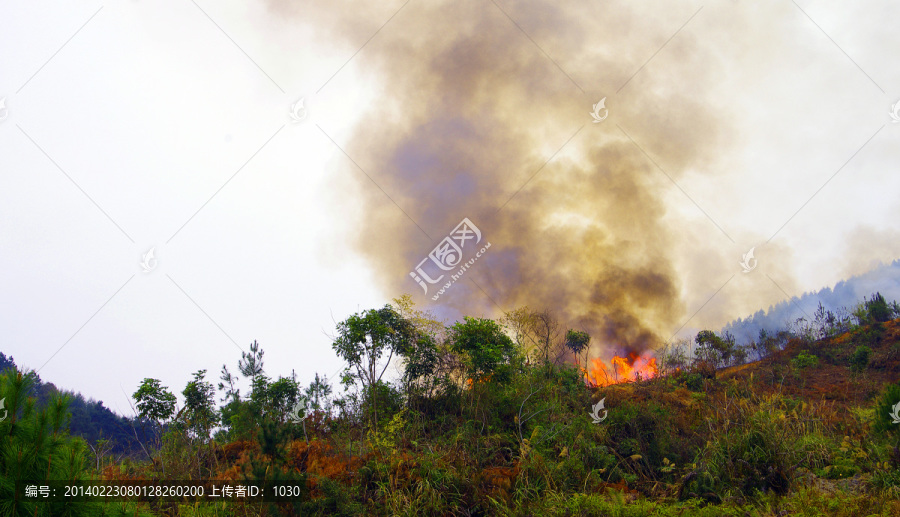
[2,0,899,412]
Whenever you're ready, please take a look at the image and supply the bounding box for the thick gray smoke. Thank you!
[268,0,733,355]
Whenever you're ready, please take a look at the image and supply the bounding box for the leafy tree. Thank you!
[393,295,453,401]
[731,343,749,366]
[268,375,301,423]
[86,435,114,474]
[564,329,591,356]
[865,292,894,324]
[852,303,869,327]
[397,332,438,395]
[565,329,591,373]
[502,306,539,353]
[132,378,177,474]
[393,294,447,342]
[332,305,414,429]
[657,338,690,376]
[133,378,176,431]
[181,370,217,440]
[695,330,736,368]
[448,316,517,384]
[752,328,790,360]
[502,307,562,367]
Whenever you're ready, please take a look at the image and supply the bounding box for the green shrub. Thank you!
[854,323,886,347]
[871,467,900,498]
[449,317,518,384]
[791,350,819,370]
[299,476,364,516]
[579,442,618,473]
[849,346,872,373]
[686,396,825,499]
[815,435,872,480]
[603,399,679,477]
[675,371,704,392]
[362,380,404,430]
[820,346,846,366]
[873,382,900,444]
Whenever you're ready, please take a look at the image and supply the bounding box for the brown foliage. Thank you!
[694,360,717,379]
[717,318,900,406]
[479,464,521,504]
[100,463,145,483]
[285,439,367,496]
[214,440,259,481]
[219,440,259,463]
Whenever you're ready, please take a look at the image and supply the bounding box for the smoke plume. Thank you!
[268,0,733,355]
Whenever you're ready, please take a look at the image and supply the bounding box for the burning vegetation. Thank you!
[583,352,659,387]
[6,292,900,515]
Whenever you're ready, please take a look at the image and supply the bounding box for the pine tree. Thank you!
[0,368,92,516]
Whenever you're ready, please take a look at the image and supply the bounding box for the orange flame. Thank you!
[582,352,657,387]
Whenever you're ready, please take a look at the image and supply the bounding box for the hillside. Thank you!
[719,318,900,404]
[3,296,900,516]
[0,352,144,458]
[723,259,900,344]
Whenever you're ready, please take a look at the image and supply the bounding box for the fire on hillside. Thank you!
[582,352,658,387]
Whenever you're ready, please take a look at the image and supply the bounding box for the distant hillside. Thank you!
[723,259,900,344]
[0,352,143,457]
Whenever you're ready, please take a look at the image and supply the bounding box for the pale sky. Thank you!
[2,0,899,412]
